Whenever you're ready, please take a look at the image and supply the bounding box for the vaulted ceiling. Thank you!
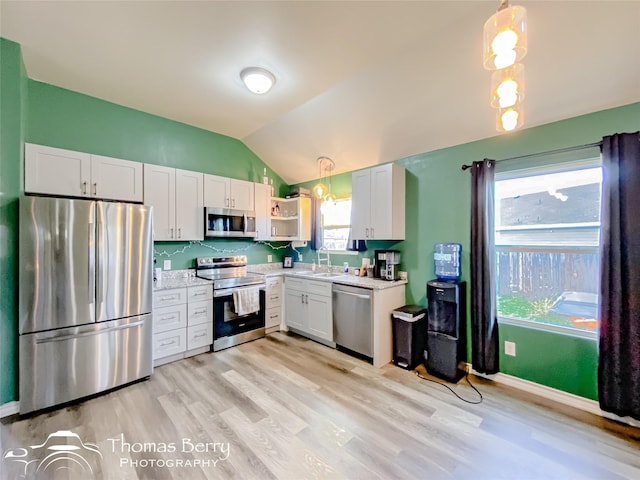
[2,1,639,184]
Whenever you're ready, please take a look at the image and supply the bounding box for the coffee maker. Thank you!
[374,250,401,280]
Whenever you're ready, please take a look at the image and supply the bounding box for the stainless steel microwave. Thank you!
[205,208,256,238]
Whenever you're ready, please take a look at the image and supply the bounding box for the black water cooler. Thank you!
[425,280,466,382]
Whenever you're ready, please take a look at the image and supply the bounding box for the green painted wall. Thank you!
[296,102,640,400]
[27,80,285,186]
[25,79,294,268]
[0,38,27,404]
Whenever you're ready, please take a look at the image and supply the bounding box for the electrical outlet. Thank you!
[505,341,516,356]
[163,260,171,270]
[298,253,303,262]
[267,254,273,263]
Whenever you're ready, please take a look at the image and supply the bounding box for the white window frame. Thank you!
[494,156,602,340]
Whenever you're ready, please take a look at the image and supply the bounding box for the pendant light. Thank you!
[312,157,335,200]
[483,0,528,132]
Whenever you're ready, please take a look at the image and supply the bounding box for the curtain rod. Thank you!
[461,140,603,171]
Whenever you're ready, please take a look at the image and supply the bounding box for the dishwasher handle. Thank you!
[333,287,371,300]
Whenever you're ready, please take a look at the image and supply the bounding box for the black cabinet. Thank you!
[426,280,466,382]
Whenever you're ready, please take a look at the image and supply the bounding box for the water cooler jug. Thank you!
[425,280,466,382]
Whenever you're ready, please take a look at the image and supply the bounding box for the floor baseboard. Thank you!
[0,401,19,418]
[470,366,639,428]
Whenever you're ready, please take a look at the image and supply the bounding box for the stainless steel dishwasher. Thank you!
[332,283,373,359]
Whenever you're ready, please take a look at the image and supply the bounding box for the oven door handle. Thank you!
[214,285,266,298]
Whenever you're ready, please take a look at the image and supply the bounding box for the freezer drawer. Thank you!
[19,314,153,414]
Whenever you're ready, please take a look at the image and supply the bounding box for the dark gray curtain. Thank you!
[346,228,367,251]
[598,132,640,419]
[310,196,323,250]
[470,159,499,374]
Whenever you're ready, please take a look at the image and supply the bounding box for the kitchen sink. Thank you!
[312,272,344,278]
[293,270,314,276]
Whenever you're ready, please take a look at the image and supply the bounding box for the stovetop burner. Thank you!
[195,255,264,289]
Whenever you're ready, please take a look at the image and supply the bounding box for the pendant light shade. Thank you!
[313,182,328,199]
[483,2,527,70]
[496,105,524,132]
[490,63,525,109]
[313,156,335,200]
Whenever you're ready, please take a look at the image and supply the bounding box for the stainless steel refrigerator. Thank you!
[19,196,154,413]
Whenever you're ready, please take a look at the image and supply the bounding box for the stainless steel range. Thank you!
[196,255,266,351]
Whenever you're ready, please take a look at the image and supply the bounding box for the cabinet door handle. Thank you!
[194,332,207,338]
[178,227,182,239]
[193,309,207,315]
[232,198,236,208]
[159,314,177,322]
[93,182,97,196]
[193,291,207,296]
[159,294,179,301]
[170,228,174,239]
[225,198,230,207]
[160,339,177,347]
[82,181,87,195]
[370,227,374,239]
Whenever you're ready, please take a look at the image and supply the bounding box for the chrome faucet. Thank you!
[317,247,331,271]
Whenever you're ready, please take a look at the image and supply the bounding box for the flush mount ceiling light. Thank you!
[240,67,276,94]
[312,156,335,200]
[483,0,528,132]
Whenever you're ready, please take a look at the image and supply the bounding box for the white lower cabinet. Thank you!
[153,284,213,365]
[284,277,333,344]
[265,275,283,333]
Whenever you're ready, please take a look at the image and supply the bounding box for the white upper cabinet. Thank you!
[204,174,254,210]
[144,164,203,241]
[351,164,405,240]
[175,169,204,241]
[351,169,372,240]
[230,179,255,210]
[203,174,229,208]
[25,144,142,202]
[25,144,90,197]
[254,182,271,241]
[91,154,143,202]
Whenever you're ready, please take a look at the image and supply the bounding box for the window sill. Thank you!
[498,315,598,341]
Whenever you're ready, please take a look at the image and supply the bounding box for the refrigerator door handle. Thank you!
[35,320,145,344]
[88,222,95,303]
[96,219,103,303]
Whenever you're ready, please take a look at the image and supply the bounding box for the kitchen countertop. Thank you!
[153,270,212,291]
[284,271,407,290]
[248,264,407,290]
[154,265,408,291]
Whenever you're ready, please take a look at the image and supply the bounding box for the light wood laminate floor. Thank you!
[2,332,639,479]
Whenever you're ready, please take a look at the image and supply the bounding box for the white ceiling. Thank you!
[2,1,639,184]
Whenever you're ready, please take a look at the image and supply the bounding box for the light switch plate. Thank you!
[267,254,273,263]
[163,260,171,270]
